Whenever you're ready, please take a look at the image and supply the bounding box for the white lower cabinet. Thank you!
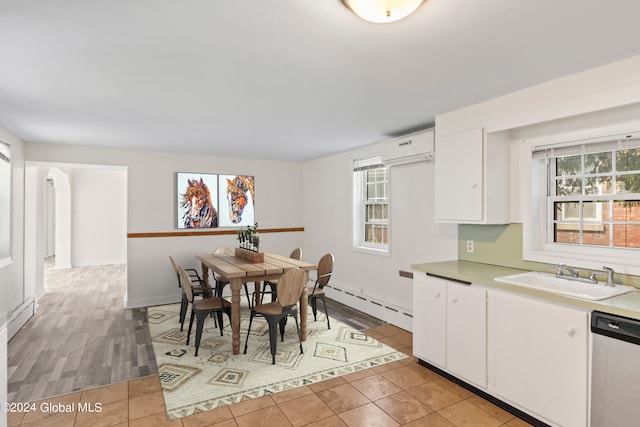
[491,291,589,427]
[414,274,591,427]
[413,274,487,389]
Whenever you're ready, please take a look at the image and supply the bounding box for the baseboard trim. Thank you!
[7,298,35,339]
[124,295,180,309]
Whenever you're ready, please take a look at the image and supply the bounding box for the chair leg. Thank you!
[265,316,282,364]
[279,317,287,342]
[292,313,303,355]
[216,311,224,336]
[243,283,253,308]
[243,311,255,354]
[186,308,196,345]
[321,295,330,329]
[194,311,207,357]
[310,296,318,321]
[180,294,188,331]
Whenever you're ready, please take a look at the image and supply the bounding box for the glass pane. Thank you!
[616,173,640,193]
[554,222,580,244]
[376,182,386,199]
[613,224,640,248]
[556,178,582,196]
[554,201,580,244]
[365,205,376,221]
[585,176,612,195]
[556,155,581,176]
[584,152,612,174]
[365,204,389,221]
[616,148,640,172]
[582,223,610,247]
[613,200,640,222]
[554,201,580,221]
[582,200,607,223]
[365,224,387,244]
[366,183,374,200]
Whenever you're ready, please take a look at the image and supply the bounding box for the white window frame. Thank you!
[352,156,390,255]
[522,126,640,276]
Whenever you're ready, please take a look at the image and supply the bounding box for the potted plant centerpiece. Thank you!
[235,223,263,262]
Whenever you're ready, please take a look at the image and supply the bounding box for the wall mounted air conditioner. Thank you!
[381,128,435,167]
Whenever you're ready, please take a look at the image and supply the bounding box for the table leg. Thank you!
[254,281,262,306]
[230,277,242,355]
[201,262,210,287]
[300,271,308,341]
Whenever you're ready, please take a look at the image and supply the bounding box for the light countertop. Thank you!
[411,260,640,321]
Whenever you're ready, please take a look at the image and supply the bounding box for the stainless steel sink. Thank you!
[494,271,636,301]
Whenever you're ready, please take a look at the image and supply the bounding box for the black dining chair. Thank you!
[308,253,334,330]
[179,265,232,356]
[169,255,213,331]
[244,268,306,364]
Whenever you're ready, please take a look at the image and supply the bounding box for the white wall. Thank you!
[24,143,305,308]
[71,167,127,266]
[303,143,458,331]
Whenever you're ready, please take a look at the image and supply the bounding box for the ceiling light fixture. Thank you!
[342,0,424,24]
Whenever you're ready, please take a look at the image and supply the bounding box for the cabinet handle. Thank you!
[471,182,478,189]
[434,291,441,298]
[451,297,458,304]
[566,328,576,337]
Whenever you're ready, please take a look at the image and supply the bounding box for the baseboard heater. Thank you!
[326,285,413,319]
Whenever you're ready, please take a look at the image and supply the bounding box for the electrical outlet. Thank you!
[466,240,474,253]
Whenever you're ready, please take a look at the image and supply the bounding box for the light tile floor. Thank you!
[7,325,534,427]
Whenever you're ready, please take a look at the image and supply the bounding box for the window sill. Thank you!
[351,245,390,257]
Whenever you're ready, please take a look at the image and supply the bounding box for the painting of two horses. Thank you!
[176,173,255,229]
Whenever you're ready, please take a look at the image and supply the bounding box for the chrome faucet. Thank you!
[556,263,580,277]
[556,263,598,284]
[603,266,615,287]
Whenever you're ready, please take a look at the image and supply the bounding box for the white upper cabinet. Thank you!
[435,127,510,224]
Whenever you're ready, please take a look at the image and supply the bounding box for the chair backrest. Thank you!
[169,256,181,287]
[276,269,306,307]
[316,253,334,288]
[289,248,302,260]
[177,265,195,302]
[212,246,230,255]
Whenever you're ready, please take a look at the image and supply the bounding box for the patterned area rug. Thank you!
[148,302,407,419]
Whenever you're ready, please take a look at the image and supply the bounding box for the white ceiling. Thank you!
[1,0,640,162]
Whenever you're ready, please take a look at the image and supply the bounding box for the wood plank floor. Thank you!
[7,259,157,403]
[7,258,387,403]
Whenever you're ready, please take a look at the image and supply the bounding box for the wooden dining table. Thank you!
[196,248,317,355]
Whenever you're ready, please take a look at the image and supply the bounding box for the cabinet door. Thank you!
[447,283,487,388]
[435,127,483,222]
[413,274,446,367]
[492,292,588,427]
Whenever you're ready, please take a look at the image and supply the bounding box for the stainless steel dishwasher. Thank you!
[590,311,640,427]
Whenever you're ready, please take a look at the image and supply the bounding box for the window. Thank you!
[548,142,640,249]
[353,156,390,253]
[525,131,640,274]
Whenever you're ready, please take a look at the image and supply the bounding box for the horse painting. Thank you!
[226,175,254,224]
[181,178,218,228]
